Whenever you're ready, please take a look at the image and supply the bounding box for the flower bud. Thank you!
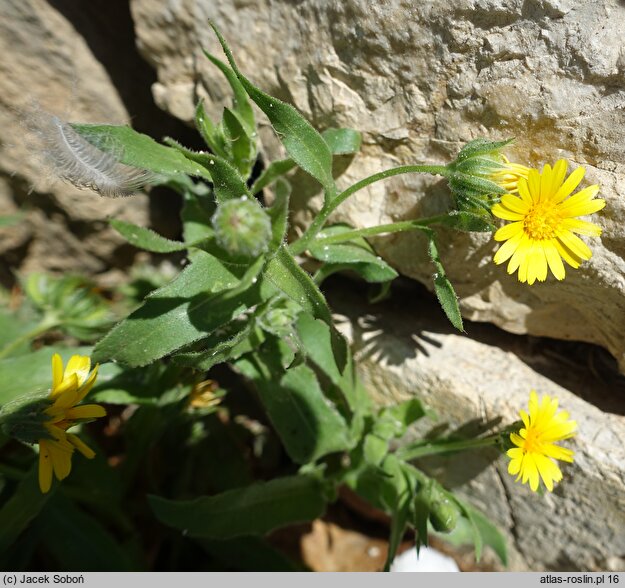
[428,495,459,533]
[0,391,52,445]
[211,196,272,259]
[447,138,514,213]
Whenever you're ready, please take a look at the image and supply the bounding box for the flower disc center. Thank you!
[523,202,561,240]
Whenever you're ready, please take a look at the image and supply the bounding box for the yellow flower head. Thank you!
[38,354,106,493]
[507,391,576,492]
[491,160,605,285]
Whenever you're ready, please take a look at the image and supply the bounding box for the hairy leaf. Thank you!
[149,475,327,539]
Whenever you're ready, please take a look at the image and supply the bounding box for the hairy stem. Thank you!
[290,164,449,255]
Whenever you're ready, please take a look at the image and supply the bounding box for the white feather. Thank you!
[29,112,153,197]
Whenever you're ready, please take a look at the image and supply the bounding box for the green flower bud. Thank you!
[447,138,514,213]
[211,197,272,259]
[428,495,459,533]
[0,391,52,445]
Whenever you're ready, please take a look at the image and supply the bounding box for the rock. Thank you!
[0,0,154,284]
[129,0,625,370]
[329,279,625,571]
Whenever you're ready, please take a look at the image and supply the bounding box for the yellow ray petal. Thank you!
[65,404,107,421]
[67,433,96,459]
[556,230,592,261]
[550,159,568,195]
[560,218,602,237]
[543,240,566,280]
[492,203,524,221]
[63,355,91,387]
[75,365,99,404]
[554,239,581,268]
[552,166,585,203]
[559,198,605,218]
[501,194,530,214]
[494,221,524,242]
[494,231,524,264]
[540,163,553,200]
[527,170,541,202]
[51,354,63,392]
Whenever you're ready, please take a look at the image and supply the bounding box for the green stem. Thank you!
[290,164,450,255]
[0,318,59,361]
[309,215,451,247]
[395,435,499,462]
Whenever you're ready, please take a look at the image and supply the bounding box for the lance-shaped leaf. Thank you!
[322,128,362,155]
[72,124,212,181]
[203,50,255,135]
[310,225,398,283]
[210,23,335,197]
[418,228,463,332]
[205,153,252,204]
[222,107,254,178]
[110,219,189,253]
[195,100,228,157]
[92,252,263,366]
[265,246,347,370]
[149,474,327,539]
[236,336,353,463]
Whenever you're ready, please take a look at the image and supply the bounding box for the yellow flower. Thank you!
[188,379,222,410]
[507,391,576,492]
[38,354,106,493]
[491,159,605,284]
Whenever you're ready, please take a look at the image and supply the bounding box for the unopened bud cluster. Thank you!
[211,196,272,258]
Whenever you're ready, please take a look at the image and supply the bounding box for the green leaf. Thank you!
[172,318,258,372]
[310,226,398,284]
[208,153,252,204]
[149,474,327,539]
[195,100,228,157]
[384,472,413,572]
[413,478,433,555]
[373,398,427,440]
[0,466,53,553]
[422,229,463,331]
[265,247,332,324]
[266,183,290,254]
[250,159,297,195]
[111,219,188,253]
[92,252,261,366]
[72,124,212,181]
[237,336,353,463]
[211,23,335,196]
[39,494,137,571]
[322,128,362,155]
[222,107,254,178]
[203,51,255,135]
[265,247,347,371]
[362,434,389,466]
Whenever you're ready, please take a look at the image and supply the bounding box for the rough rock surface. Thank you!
[129,0,625,369]
[330,280,625,571]
[0,0,159,286]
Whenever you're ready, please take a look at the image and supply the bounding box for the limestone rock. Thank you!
[129,0,625,369]
[0,0,151,283]
[330,281,625,571]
